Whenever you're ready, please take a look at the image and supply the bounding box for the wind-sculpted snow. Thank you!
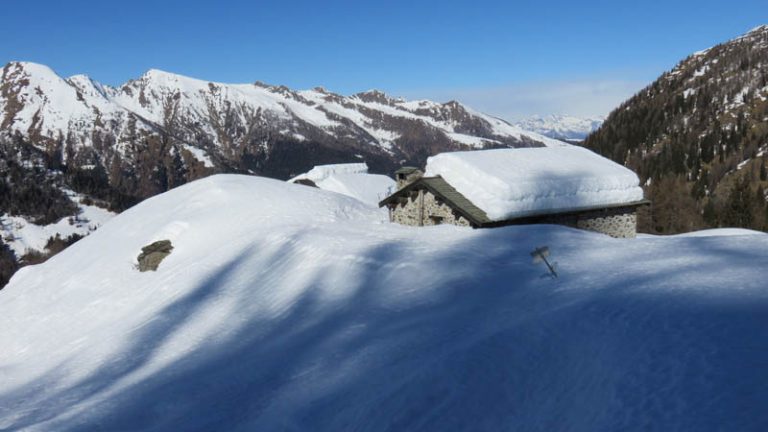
[289,163,396,206]
[1,175,767,431]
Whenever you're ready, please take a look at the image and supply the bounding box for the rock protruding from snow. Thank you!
[424,146,644,220]
[289,163,395,206]
[137,240,174,272]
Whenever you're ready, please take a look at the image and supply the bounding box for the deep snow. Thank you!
[288,163,395,206]
[424,147,644,220]
[1,175,767,431]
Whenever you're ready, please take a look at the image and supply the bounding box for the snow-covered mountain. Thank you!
[0,61,560,184]
[1,174,767,431]
[514,114,604,142]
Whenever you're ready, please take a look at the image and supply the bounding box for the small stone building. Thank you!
[379,147,649,238]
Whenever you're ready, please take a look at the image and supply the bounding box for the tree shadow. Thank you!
[1,224,767,432]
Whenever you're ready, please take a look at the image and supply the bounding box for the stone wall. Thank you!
[388,188,638,238]
[538,206,637,238]
[389,189,471,227]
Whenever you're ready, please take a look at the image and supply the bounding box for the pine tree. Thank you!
[722,177,756,228]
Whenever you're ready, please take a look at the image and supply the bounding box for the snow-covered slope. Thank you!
[1,175,767,431]
[514,114,604,142]
[1,189,114,258]
[289,163,395,206]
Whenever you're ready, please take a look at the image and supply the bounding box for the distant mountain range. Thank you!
[0,61,560,185]
[584,25,768,234]
[514,115,604,142]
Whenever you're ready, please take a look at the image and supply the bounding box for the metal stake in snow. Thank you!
[530,246,558,278]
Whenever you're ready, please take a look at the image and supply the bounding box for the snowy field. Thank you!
[1,175,767,431]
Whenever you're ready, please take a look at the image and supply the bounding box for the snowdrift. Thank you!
[425,147,644,220]
[1,174,767,431]
[289,163,395,206]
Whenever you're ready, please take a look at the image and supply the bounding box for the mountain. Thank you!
[0,61,560,286]
[0,61,560,187]
[2,174,768,431]
[515,114,604,142]
[583,25,768,234]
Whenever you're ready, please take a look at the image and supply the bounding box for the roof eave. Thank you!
[476,199,651,227]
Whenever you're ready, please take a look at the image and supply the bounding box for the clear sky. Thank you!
[2,0,766,120]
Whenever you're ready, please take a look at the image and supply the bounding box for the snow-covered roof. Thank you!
[424,146,644,221]
[289,163,395,206]
[289,163,369,183]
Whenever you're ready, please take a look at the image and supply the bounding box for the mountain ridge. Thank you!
[515,114,604,142]
[1,60,562,195]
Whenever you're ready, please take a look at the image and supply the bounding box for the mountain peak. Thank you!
[354,89,393,104]
[141,68,177,78]
[3,61,61,79]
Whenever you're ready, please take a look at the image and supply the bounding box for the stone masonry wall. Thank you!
[388,188,638,238]
[540,206,637,238]
[390,189,471,227]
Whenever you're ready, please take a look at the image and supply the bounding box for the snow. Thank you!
[424,147,645,220]
[0,190,115,257]
[289,163,395,206]
[737,158,751,170]
[289,162,369,182]
[1,174,767,431]
[181,144,214,168]
[309,173,396,206]
[298,90,400,149]
[693,65,709,77]
[670,228,766,237]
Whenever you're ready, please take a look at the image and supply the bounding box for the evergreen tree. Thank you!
[0,240,18,289]
[722,177,756,228]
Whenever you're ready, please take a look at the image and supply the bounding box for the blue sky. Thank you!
[2,0,766,119]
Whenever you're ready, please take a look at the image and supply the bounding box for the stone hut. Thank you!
[379,147,649,238]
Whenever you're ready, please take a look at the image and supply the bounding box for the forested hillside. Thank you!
[584,26,768,234]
